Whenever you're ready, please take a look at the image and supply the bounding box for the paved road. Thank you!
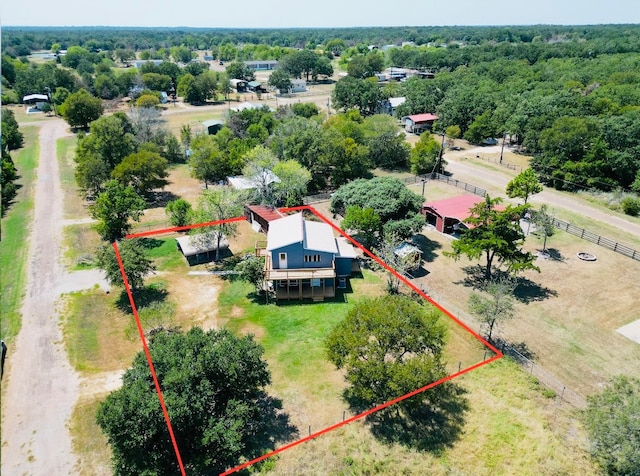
[444,148,640,239]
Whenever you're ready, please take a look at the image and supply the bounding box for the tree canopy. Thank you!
[59,89,103,129]
[97,238,156,291]
[445,195,539,281]
[326,295,447,409]
[582,376,640,475]
[330,177,424,240]
[91,180,146,242]
[506,168,543,204]
[96,327,277,475]
[1,108,24,151]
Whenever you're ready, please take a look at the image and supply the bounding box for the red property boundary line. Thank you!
[114,205,502,475]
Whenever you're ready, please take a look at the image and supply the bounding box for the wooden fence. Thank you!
[551,217,640,261]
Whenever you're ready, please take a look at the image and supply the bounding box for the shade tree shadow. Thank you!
[139,237,165,250]
[116,283,169,313]
[244,393,299,465]
[535,247,565,262]
[492,338,538,361]
[343,382,469,453]
[411,234,442,263]
[513,276,558,303]
[145,190,180,209]
[456,265,558,303]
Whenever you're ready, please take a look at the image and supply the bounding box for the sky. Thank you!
[2,0,639,28]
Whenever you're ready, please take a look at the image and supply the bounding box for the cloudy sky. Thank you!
[2,0,638,27]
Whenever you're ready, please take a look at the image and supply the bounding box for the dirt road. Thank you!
[0,119,109,475]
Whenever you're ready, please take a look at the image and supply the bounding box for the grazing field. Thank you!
[0,126,39,340]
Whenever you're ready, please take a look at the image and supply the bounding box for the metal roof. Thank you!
[176,232,228,257]
[405,113,439,123]
[266,213,338,254]
[23,94,49,102]
[423,195,483,220]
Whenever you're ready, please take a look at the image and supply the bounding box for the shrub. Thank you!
[621,197,640,216]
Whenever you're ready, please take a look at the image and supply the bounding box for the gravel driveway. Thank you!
[1,119,110,475]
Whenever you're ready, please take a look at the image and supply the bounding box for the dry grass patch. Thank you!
[56,135,88,219]
[61,288,141,373]
[69,394,112,476]
[272,358,596,475]
[63,223,101,269]
[413,224,640,397]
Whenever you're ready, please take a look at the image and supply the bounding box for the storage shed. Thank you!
[176,232,229,265]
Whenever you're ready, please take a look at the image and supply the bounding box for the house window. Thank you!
[338,277,347,289]
[304,254,321,263]
[311,278,321,287]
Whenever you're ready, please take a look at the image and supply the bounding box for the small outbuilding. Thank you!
[244,204,285,233]
[422,195,484,234]
[247,81,267,93]
[176,232,229,265]
[22,94,49,112]
[394,242,422,271]
[230,79,247,92]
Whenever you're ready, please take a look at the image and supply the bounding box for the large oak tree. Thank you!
[96,327,274,475]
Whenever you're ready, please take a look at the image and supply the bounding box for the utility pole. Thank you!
[500,131,506,164]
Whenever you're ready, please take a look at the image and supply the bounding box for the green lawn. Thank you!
[0,126,40,340]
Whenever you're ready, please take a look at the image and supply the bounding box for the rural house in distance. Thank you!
[255,212,358,301]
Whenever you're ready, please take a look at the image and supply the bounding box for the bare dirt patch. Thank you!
[164,272,221,330]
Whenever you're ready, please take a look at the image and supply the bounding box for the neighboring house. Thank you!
[245,60,279,71]
[202,119,224,135]
[422,194,484,234]
[255,213,358,301]
[403,113,439,134]
[379,96,406,115]
[132,59,163,69]
[176,231,229,265]
[230,79,247,92]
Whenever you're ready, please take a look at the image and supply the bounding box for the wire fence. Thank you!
[471,154,524,173]
[423,173,487,197]
[412,283,586,409]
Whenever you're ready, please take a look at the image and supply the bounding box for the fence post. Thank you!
[560,386,566,403]
[343,410,345,421]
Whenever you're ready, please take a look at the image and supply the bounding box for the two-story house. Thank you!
[255,212,358,301]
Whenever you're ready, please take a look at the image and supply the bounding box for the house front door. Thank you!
[279,252,287,269]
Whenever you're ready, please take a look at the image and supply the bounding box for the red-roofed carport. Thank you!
[244,205,285,233]
[422,195,484,234]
